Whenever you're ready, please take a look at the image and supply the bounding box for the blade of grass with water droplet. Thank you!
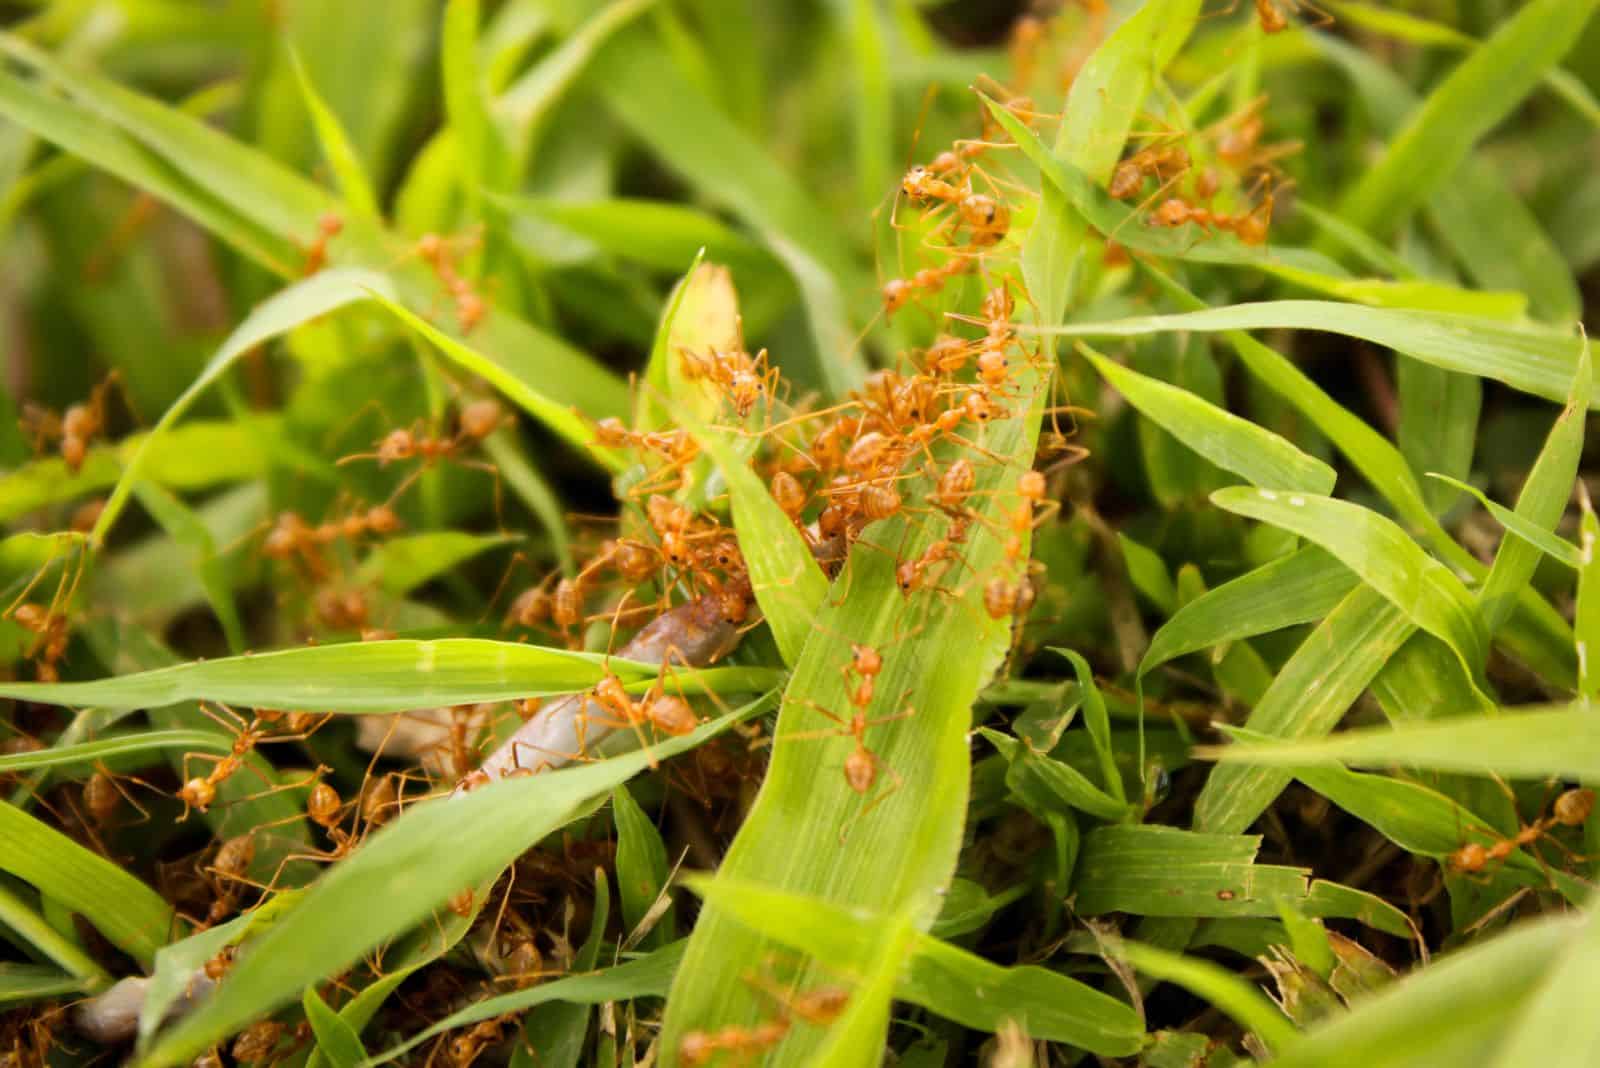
[1211,487,1487,688]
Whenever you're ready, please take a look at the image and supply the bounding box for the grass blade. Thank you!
[0,638,778,713]
[0,800,175,967]
[1116,939,1296,1054]
[0,729,230,774]
[1211,487,1488,687]
[1028,301,1591,408]
[1079,343,1335,495]
[136,695,773,1068]
[1201,703,1600,781]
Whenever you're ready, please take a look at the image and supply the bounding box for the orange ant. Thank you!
[415,231,492,334]
[679,344,781,419]
[202,833,256,927]
[882,257,973,318]
[585,669,702,762]
[1147,185,1275,246]
[1248,0,1332,33]
[680,967,851,1064]
[1450,787,1594,876]
[20,370,123,475]
[176,706,327,816]
[1109,141,1192,201]
[339,398,509,519]
[301,212,344,275]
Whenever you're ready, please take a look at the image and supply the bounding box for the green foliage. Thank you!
[1,1,1597,1066]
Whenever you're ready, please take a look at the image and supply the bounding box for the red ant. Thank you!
[20,371,123,475]
[1450,787,1594,875]
[339,398,509,519]
[415,231,493,334]
[176,706,327,816]
[301,212,344,275]
[1147,185,1275,246]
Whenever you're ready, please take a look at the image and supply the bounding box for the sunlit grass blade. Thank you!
[303,987,368,1068]
[659,334,1046,1064]
[0,800,175,967]
[285,43,381,224]
[1193,586,1414,834]
[136,695,773,1068]
[1079,343,1335,495]
[494,195,778,277]
[1200,703,1600,780]
[1211,487,1488,687]
[356,532,516,596]
[1489,895,1600,1067]
[0,638,779,713]
[1334,0,1600,235]
[1428,476,1582,569]
[1028,301,1591,408]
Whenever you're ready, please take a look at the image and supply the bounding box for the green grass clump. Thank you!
[2,1,1600,1066]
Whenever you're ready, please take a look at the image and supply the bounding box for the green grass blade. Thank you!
[136,695,773,1068]
[131,480,245,654]
[357,532,516,596]
[0,638,778,713]
[659,338,1046,1064]
[358,287,622,468]
[1193,586,1414,834]
[0,418,276,524]
[90,268,389,548]
[1479,339,1590,630]
[1074,826,1408,935]
[361,941,683,1067]
[1580,494,1600,702]
[0,800,174,967]
[442,0,506,213]
[1119,939,1296,1053]
[495,195,777,276]
[303,987,368,1068]
[587,21,864,394]
[686,877,1143,1055]
[613,784,673,945]
[1268,912,1581,1067]
[0,962,85,1006]
[285,43,381,224]
[1201,704,1600,780]
[1080,343,1335,495]
[1397,360,1479,516]
[1334,0,1600,235]
[983,728,1131,822]
[1141,548,1356,678]
[1211,487,1488,686]
[1029,301,1590,408]
[0,729,230,774]
[1489,896,1600,1067]
[1429,476,1583,569]
[0,882,110,991]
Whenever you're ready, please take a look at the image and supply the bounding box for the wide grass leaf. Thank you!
[0,638,777,713]
[136,695,774,1068]
[0,800,175,967]
[1211,487,1487,686]
[1489,895,1600,1067]
[1073,826,1409,935]
[1080,344,1334,495]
